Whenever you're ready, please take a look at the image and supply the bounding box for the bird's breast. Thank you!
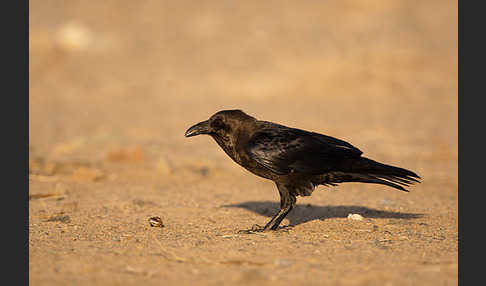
[212,135,274,180]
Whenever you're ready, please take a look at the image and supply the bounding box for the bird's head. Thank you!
[184,109,255,138]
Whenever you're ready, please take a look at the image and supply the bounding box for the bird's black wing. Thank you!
[246,125,363,175]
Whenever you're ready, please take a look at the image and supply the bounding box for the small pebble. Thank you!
[148,216,164,228]
[347,213,364,221]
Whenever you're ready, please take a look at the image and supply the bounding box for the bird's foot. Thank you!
[237,224,294,234]
[237,224,267,234]
[250,224,267,232]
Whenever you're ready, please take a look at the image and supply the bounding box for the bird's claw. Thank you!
[237,224,267,234]
[237,224,294,234]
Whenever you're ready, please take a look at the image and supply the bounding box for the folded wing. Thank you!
[246,125,363,175]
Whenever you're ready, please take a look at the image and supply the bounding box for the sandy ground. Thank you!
[29,1,457,285]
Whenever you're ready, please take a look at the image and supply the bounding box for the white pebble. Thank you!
[347,213,364,221]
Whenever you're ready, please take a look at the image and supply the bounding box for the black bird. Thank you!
[185,110,421,231]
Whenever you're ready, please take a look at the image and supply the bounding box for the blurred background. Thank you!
[30,0,457,181]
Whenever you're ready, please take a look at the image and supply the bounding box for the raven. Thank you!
[185,110,421,231]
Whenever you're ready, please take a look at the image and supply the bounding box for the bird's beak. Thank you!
[185,120,211,137]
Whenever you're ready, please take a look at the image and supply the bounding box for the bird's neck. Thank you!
[211,134,238,161]
[211,124,254,165]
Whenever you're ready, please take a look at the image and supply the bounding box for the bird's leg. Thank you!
[262,182,296,231]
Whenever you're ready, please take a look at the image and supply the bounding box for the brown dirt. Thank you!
[29,1,457,285]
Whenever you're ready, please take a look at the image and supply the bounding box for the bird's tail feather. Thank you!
[333,157,421,192]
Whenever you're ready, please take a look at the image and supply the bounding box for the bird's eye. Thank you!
[211,117,224,129]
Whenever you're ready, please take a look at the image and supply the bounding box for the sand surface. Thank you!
[30,1,457,285]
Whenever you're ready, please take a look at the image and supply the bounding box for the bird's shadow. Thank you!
[223,201,423,227]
